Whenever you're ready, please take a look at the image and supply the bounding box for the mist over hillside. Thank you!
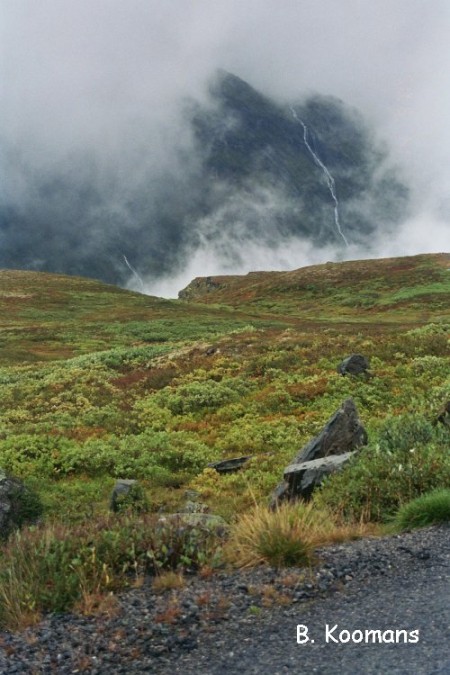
[3,2,450,297]
[1,70,410,294]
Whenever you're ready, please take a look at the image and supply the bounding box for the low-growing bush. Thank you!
[392,488,450,531]
[156,378,249,415]
[0,513,222,630]
[314,414,450,522]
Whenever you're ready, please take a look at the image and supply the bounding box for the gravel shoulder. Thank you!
[0,525,448,674]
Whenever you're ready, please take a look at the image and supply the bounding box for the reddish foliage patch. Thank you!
[111,366,177,391]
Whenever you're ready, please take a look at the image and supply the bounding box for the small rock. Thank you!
[208,456,253,474]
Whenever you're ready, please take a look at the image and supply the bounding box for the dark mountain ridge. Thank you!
[190,71,408,249]
[1,71,409,286]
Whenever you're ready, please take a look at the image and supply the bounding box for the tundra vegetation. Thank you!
[0,253,449,628]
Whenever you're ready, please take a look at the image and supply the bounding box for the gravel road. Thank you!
[0,525,448,674]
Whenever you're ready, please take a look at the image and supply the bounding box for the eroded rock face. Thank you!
[337,354,370,377]
[294,398,367,465]
[270,399,367,507]
[0,469,43,539]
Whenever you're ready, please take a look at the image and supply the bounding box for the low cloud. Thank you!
[1,1,449,296]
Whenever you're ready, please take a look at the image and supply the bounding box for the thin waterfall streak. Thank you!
[290,107,349,247]
[123,254,145,291]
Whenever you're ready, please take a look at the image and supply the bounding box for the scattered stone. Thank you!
[0,468,43,539]
[110,479,148,513]
[337,354,370,376]
[110,479,136,512]
[208,456,253,474]
[436,401,450,428]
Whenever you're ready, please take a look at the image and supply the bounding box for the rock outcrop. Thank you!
[270,399,367,507]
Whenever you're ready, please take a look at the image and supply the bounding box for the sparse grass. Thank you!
[152,571,186,594]
[392,489,450,531]
[73,590,121,618]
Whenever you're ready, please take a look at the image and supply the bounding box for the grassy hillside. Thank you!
[0,253,448,523]
[0,253,449,628]
[179,252,450,323]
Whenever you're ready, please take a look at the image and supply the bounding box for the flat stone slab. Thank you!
[283,451,356,500]
[284,451,356,478]
[208,456,252,473]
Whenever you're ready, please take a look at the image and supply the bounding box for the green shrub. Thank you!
[393,489,450,530]
[157,378,250,415]
[314,414,450,522]
[0,430,214,482]
[110,483,149,514]
[0,514,222,629]
[10,481,44,531]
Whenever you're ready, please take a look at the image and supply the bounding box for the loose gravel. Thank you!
[0,525,448,674]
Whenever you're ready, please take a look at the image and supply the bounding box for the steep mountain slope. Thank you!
[1,72,409,286]
[190,72,408,250]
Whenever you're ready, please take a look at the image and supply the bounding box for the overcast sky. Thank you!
[1,0,449,292]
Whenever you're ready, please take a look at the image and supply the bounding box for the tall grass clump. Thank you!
[225,501,371,569]
[0,514,222,630]
[393,489,450,531]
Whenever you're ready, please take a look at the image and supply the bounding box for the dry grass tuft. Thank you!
[74,591,120,618]
[225,501,379,569]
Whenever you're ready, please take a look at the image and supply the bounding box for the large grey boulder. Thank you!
[293,398,367,465]
[338,354,370,376]
[0,469,43,539]
[270,399,367,507]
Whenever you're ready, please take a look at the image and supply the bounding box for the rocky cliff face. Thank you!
[189,71,409,249]
[1,71,409,286]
